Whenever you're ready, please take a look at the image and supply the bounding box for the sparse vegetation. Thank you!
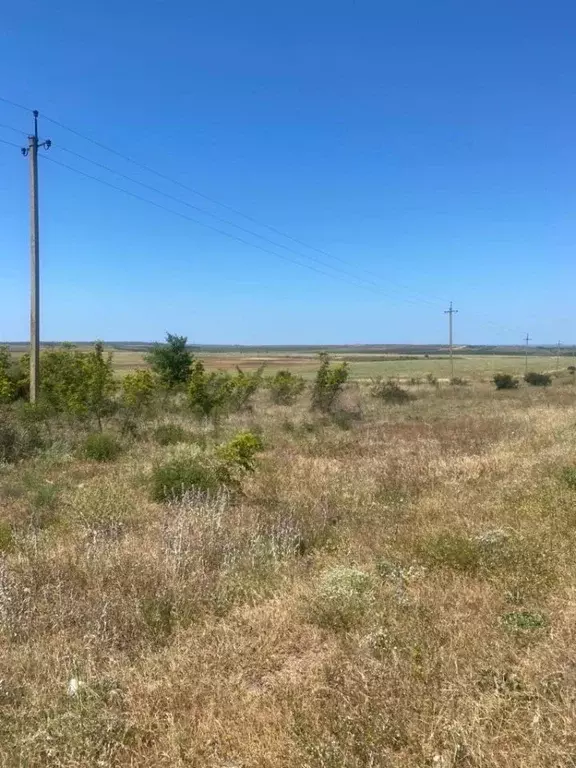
[268,369,307,405]
[311,352,349,412]
[493,372,519,390]
[370,377,414,403]
[2,343,576,765]
[524,371,552,386]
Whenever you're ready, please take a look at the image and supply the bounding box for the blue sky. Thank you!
[1,0,575,344]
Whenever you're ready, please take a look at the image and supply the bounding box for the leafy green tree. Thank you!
[311,353,349,412]
[39,342,116,428]
[268,369,306,405]
[228,366,264,411]
[0,346,15,404]
[188,360,234,419]
[121,369,157,412]
[145,333,193,387]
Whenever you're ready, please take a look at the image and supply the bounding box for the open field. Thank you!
[7,342,572,380]
[2,359,576,766]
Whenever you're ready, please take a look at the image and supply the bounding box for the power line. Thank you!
[42,153,421,299]
[0,136,22,150]
[41,111,448,307]
[55,145,414,296]
[0,122,27,137]
[0,95,32,114]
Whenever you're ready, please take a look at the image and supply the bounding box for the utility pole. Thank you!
[524,333,531,375]
[21,111,50,403]
[444,302,458,379]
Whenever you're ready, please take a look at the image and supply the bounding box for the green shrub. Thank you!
[493,373,519,390]
[150,453,226,502]
[153,423,195,446]
[228,367,264,412]
[568,366,576,375]
[502,611,547,631]
[121,369,157,411]
[216,430,264,471]
[83,432,121,462]
[268,370,307,405]
[0,520,14,552]
[308,566,374,630]
[39,342,117,427]
[145,333,193,388]
[561,466,576,489]
[311,353,349,413]
[524,371,552,387]
[0,423,18,463]
[417,532,481,572]
[426,373,438,387]
[370,378,414,404]
[188,361,233,419]
[450,376,468,386]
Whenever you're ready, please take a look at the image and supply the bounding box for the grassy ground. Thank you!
[107,349,568,380]
[2,374,576,765]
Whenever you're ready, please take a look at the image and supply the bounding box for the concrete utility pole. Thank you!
[22,111,50,403]
[524,333,531,375]
[444,301,458,379]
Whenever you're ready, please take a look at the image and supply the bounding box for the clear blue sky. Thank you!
[1,0,575,345]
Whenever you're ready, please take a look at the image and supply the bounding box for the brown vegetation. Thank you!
[1,378,576,766]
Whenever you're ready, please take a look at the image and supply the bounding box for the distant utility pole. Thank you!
[21,111,50,403]
[524,333,531,375]
[444,301,458,379]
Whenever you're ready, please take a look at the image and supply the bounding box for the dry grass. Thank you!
[2,380,576,766]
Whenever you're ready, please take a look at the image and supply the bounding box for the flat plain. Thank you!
[1,352,576,766]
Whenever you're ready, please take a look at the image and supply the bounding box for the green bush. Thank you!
[145,333,193,388]
[502,611,547,631]
[370,378,414,404]
[83,432,121,462]
[268,370,307,405]
[121,369,157,411]
[560,466,576,489]
[153,423,195,446]
[150,453,226,502]
[308,566,374,630]
[39,342,117,427]
[0,421,44,463]
[228,366,264,412]
[450,376,468,386]
[216,430,264,471]
[311,353,349,413]
[426,373,438,386]
[524,371,552,387]
[493,373,519,390]
[188,361,234,419]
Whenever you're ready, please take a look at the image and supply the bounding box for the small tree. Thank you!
[121,369,157,412]
[0,346,15,404]
[524,371,552,387]
[228,366,264,412]
[145,333,193,387]
[84,342,117,430]
[188,360,233,420]
[311,353,349,412]
[493,373,519,390]
[268,369,306,405]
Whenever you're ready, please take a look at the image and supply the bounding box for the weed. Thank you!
[308,566,374,630]
[83,432,122,462]
[502,611,547,631]
[153,423,195,446]
[560,466,576,489]
[370,378,414,403]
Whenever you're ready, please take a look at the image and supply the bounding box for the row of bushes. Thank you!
[493,371,554,390]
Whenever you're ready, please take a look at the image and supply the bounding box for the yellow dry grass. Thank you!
[1,381,576,766]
